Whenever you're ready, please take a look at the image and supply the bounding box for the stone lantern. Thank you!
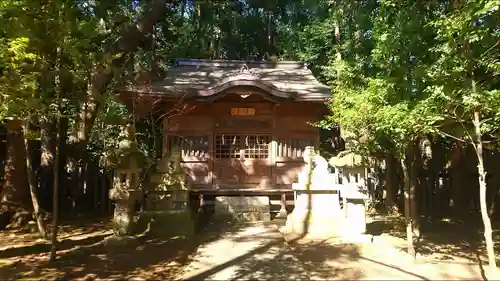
[329,151,372,234]
[107,124,148,236]
[147,144,188,211]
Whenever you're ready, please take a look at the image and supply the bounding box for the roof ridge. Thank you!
[175,59,308,70]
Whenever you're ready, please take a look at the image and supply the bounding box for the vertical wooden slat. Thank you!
[280,192,287,215]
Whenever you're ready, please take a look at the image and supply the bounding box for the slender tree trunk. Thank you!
[49,116,60,262]
[58,117,69,213]
[24,120,47,238]
[401,151,415,258]
[474,109,496,276]
[450,142,464,213]
[39,118,56,210]
[385,155,398,212]
[410,142,421,239]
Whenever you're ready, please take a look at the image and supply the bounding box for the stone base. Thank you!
[215,196,271,223]
[284,211,345,238]
[345,199,367,234]
[136,210,195,238]
[145,191,188,211]
[103,235,141,251]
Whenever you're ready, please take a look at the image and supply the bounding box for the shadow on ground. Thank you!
[1,212,492,280]
[365,214,496,280]
[0,233,112,259]
[0,213,251,280]
[180,218,366,280]
[366,215,500,263]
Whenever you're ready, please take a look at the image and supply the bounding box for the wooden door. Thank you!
[213,134,271,188]
[240,134,272,187]
[213,134,244,186]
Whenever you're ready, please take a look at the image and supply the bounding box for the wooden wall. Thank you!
[162,98,325,190]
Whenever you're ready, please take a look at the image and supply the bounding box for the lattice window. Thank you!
[215,135,240,159]
[276,138,313,158]
[244,135,270,159]
[168,135,210,159]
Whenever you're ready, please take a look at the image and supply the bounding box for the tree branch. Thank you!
[437,130,467,143]
[74,0,167,147]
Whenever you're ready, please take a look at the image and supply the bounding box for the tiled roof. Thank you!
[123,59,331,102]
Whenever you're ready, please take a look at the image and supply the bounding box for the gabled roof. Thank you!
[122,59,331,102]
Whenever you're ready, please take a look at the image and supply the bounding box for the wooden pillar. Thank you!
[279,192,287,217]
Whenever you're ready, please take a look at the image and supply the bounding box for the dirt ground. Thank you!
[0,214,498,280]
[283,215,497,280]
[0,217,191,280]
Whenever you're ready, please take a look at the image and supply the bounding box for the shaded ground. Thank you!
[0,213,497,280]
[0,217,110,253]
[178,215,490,280]
[285,235,484,280]
[0,215,246,280]
[365,214,500,265]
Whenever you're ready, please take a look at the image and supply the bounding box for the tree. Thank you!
[425,0,500,275]
[0,2,46,232]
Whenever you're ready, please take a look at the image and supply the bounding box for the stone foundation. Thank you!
[215,196,271,222]
[145,191,188,211]
[136,210,195,237]
[285,187,344,237]
[344,199,367,234]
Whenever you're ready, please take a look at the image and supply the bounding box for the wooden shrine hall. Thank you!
[120,59,331,205]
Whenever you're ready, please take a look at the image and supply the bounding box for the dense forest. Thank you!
[0,0,499,273]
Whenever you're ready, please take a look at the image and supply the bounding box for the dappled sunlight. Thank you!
[0,210,493,280]
[287,232,485,280]
[0,216,250,280]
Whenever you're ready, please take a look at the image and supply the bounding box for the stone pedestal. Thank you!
[146,190,189,211]
[136,210,195,238]
[146,147,190,212]
[109,187,142,236]
[285,182,344,237]
[284,146,345,237]
[345,199,366,233]
[341,184,368,234]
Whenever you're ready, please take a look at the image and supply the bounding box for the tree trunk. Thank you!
[450,142,464,214]
[69,0,167,146]
[39,117,56,210]
[58,117,69,213]
[401,152,415,258]
[473,109,497,276]
[427,138,443,217]
[24,121,47,238]
[410,142,421,239]
[65,0,167,209]
[385,155,398,212]
[49,116,60,262]
[0,119,31,230]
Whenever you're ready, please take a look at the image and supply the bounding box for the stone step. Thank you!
[215,196,271,222]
